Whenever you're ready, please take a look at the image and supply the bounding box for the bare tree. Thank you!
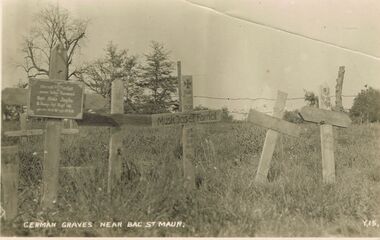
[20,4,88,81]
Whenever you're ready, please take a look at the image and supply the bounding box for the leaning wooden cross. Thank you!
[152,75,222,190]
[299,84,351,184]
[247,91,302,183]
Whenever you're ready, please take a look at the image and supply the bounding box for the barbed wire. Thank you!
[230,110,273,115]
[194,95,356,101]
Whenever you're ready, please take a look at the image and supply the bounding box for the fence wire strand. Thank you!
[194,95,356,101]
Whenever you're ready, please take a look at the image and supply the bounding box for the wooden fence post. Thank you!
[181,75,196,190]
[1,146,19,220]
[335,66,345,112]
[41,43,66,208]
[107,79,124,195]
[19,113,27,143]
[177,61,182,112]
[319,84,335,183]
[254,91,287,183]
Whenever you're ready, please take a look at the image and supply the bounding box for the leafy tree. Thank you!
[138,41,177,113]
[304,90,319,107]
[20,4,88,81]
[350,86,380,123]
[78,42,141,112]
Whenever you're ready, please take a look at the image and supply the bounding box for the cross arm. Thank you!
[247,109,301,137]
[76,113,152,127]
[299,106,351,128]
[3,128,79,137]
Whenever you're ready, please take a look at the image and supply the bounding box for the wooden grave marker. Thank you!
[2,80,152,199]
[1,45,157,206]
[152,75,221,190]
[107,79,125,195]
[246,91,301,183]
[182,75,195,190]
[1,146,20,220]
[177,61,182,112]
[299,84,351,183]
[41,43,67,208]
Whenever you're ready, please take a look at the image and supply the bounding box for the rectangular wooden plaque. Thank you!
[27,78,84,119]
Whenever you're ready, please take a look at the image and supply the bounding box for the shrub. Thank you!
[350,86,380,123]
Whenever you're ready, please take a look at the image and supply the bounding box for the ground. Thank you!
[1,120,379,237]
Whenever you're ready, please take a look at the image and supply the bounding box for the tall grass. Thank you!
[1,120,379,237]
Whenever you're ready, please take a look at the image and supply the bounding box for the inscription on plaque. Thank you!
[28,78,84,119]
[152,110,221,127]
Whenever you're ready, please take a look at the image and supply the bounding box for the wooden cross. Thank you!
[2,82,152,198]
[246,91,301,183]
[152,75,221,190]
[40,43,67,208]
[1,146,19,220]
[107,79,124,195]
[299,84,351,183]
[3,114,79,139]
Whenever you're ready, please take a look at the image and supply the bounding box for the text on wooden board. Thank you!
[152,110,221,127]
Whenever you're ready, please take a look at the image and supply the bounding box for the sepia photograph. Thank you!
[1,0,380,237]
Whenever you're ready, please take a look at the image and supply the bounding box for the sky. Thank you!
[1,0,380,117]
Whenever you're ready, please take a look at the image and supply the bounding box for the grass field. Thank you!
[1,120,380,237]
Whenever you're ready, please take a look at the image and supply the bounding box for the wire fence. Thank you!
[194,94,356,116]
[194,95,356,101]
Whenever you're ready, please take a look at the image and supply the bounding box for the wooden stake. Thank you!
[41,43,66,208]
[107,79,124,195]
[181,75,195,190]
[177,61,182,112]
[255,91,287,183]
[20,113,27,143]
[335,66,345,112]
[319,84,335,183]
[1,146,19,220]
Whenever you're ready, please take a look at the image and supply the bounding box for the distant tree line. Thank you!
[5,5,380,123]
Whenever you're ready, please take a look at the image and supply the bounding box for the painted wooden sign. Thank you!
[2,87,107,112]
[299,106,351,127]
[152,110,221,127]
[28,78,84,119]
